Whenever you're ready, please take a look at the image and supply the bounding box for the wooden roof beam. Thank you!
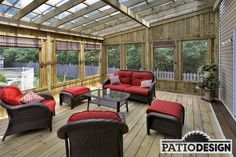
[34,0,86,24]
[12,0,48,20]
[100,0,150,28]
[213,0,222,11]
[0,0,4,4]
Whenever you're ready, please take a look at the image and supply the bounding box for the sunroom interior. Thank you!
[0,0,235,156]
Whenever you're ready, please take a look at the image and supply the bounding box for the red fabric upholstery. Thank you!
[67,111,121,123]
[115,71,133,84]
[132,72,153,86]
[41,100,56,113]
[103,84,131,92]
[1,86,22,106]
[63,86,90,96]
[146,99,184,119]
[124,86,149,96]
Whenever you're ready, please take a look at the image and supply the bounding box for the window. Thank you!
[107,45,120,74]
[0,48,40,90]
[56,41,80,83]
[0,36,41,90]
[126,44,142,70]
[153,41,175,80]
[84,44,100,77]
[182,40,208,81]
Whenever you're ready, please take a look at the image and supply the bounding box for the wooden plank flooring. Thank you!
[0,91,231,157]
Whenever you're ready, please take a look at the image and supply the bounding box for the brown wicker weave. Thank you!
[103,70,156,105]
[0,92,55,141]
[57,112,129,157]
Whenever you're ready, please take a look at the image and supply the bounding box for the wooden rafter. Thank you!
[12,0,48,20]
[100,0,150,28]
[66,0,144,30]
[0,0,4,4]
[0,16,103,40]
[94,1,213,36]
[52,1,106,27]
[82,0,173,33]
[34,0,86,24]
[213,0,222,11]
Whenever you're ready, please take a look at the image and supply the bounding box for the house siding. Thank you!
[219,0,236,114]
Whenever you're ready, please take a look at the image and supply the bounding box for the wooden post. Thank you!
[40,39,47,88]
[208,38,213,63]
[100,43,106,81]
[80,42,85,81]
[46,34,53,92]
[175,40,182,80]
[120,44,125,69]
[144,28,150,70]
[150,42,154,71]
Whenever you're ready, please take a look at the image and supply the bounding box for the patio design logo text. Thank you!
[160,130,232,154]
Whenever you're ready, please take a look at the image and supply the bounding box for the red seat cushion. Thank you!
[103,84,131,92]
[63,86,90,96]
[41,100,56,113]
[67,111,121,123]
[1,86,22,106]
[146,99,184,120]
[132,72,153,86]
[124,86,149,96]
[115,71,133,84]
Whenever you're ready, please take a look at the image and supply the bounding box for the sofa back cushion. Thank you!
[132,72,153,86]
[115,70,133,84]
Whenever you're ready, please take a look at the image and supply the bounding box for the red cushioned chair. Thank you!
[0,86,56,141]
[57,111,129,157]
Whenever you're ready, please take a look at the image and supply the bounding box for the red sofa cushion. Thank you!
[63,86,90,96]
[41,100,56,113]
[124,86,149,96]
[115,71,133,84]
[132,72,153,86]
[146,99,184,120]
[1,86,22,106]
[104,84,131,92]
[67,111,121,123]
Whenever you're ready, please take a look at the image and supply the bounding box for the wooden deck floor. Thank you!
[0,91,231,157]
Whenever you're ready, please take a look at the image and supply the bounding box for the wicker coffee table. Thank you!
[84,89,130,112]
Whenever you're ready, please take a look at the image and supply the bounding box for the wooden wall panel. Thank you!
[219,0,236,114]
[104,11,218,95]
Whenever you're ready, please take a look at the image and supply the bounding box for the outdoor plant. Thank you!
[0,73,7,83]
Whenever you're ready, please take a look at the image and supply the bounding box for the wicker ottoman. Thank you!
[146,99,185,138]
[59,86,90,109]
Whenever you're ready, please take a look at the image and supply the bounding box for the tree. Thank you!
[154,47,174,71]
[84,50,99,66]
[107,45,120,68]
[57,51,78,65]
[126,44,141,70]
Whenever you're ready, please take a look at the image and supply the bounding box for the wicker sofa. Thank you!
[103,70,156,105]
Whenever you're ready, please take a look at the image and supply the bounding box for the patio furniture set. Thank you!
[0,70,185,157]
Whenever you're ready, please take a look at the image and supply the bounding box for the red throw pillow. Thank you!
[1,86,22,106]
[67,111,121,123]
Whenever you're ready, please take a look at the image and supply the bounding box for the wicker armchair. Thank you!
[57,112,129,157]
[0,92,55,141]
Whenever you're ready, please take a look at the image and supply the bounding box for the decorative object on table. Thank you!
[59,86,90,109]
[57,111,129,157]
[0,86,56,141]
[198,63,219,101]
[146,99,185,138]
[103,70,156,105]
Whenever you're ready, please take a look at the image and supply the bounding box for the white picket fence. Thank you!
[156,71,201,81]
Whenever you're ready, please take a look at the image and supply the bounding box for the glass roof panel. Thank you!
[68,3,87,13]
[4,0,19,5]
[16,0,33,8]
[47,0,69,7]
[110,11,120,16]
[129,1,146,9]
[22,12,38,20]
[70,17,85,23]
[118,0,128,3]
[54,11,71,19]
[5,7,20,16]
[84,10,99,17]
[33,4,54,15]
[95,15,110,21]
[98,5,111,11]
[42,18,58,25]
[0,4,9,13]
[84,0,99,5]
[58,22,73,28]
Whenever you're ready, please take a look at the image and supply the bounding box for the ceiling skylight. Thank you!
[47,0,69,7]
[84,0,99,5]
[5,7,20,16]
[0,4,9,13]
[68,3,87,13]
[99,5,111,11]
[33,4,54,15]
[16,0,33,8]
[54,11,71,19]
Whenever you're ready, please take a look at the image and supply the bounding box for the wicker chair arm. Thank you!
[102,78,110,87]
[149,81,156,91]
[38,92,55,100]
[0,101,51,118]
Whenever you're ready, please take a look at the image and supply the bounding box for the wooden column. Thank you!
[46,34,53,92]
[175,40,182,80]
[144,28,150,70]
[150,42,154,71]
[208,38,213,63]
[120,44,125,69]
[39,39,47,88]
[80,42,85,80]
[100,43,106,81]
